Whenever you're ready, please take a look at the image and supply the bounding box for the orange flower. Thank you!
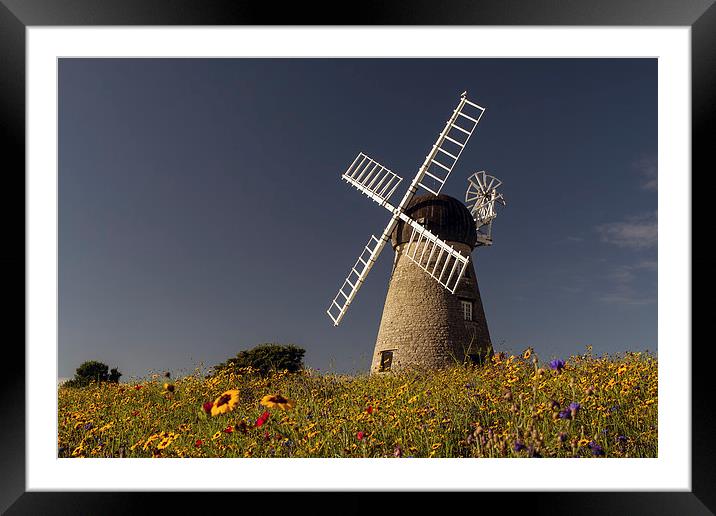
[260,394,294,411]
[210,390,240,416]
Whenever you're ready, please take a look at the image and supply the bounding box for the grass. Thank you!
[58,348,657,458]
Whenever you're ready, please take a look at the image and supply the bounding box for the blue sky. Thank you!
[58,58,657,380]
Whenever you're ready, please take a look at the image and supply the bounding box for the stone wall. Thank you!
[371,241,493,374]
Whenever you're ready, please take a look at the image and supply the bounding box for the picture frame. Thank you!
[3,0,707,512]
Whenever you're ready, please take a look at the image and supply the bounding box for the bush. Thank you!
[212,343,305,377]
[64,360,122,387]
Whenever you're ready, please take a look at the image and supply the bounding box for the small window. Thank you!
[461,300,473,321]
[379,350,394,372]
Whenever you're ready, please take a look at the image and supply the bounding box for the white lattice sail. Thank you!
[417,97,485,196]
[327,234,387,326]
[342,153,403,206]
[401,217,470,293]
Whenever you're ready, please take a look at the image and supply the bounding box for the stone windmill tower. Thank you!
[326,93,505,373]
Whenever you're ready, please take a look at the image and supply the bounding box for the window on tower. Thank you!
[379,350,394,372]
[460,300,473,321]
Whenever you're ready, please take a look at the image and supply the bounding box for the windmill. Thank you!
[326,92,506,373]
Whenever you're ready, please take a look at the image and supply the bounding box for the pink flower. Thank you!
[357,431,365,441]
[195,439,203,447]
[366,406,373,415]
[202,401,213,415]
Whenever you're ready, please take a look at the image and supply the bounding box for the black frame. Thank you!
[2,1,707,513]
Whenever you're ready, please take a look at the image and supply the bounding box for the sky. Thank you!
[58,58,657,381]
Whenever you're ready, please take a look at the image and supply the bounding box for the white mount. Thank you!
[327,93,487,326]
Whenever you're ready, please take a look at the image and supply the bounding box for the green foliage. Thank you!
[212,343,306,377]
[109,368,122,383]
[57,351,658,458]
[65,360,122,387]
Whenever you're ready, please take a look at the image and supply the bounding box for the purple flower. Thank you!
[569,402,581,418]
[514,441,527,452]
[558,409,571,419]
[528,446,542,458]
[549,359,565,372]
[83,422,93,431]
[588,441,605,456]
[617,435,628,443]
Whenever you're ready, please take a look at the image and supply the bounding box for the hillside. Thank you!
[58,349,657,458]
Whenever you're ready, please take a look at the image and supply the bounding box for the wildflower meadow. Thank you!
[58,348,657,458]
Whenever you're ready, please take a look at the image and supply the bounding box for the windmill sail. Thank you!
[416,97,485,196]
[342,153,403,207]
[327,234,388,326]
[400,216,470,293]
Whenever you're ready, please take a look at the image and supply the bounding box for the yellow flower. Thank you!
[616,365,627,375]
[163,383,175,393]
[211,390,240,416]
[260,394,294,410]
[522,347,533,360]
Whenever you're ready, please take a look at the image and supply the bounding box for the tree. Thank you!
[108,367,122,383]
[64,360,122,387]
[212,343,305,377]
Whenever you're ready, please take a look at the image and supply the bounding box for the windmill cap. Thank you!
[392,194,478,249]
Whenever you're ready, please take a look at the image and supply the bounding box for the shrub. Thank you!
[212,343,305,377]
[64,360,122,387]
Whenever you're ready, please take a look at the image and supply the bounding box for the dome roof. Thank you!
[392,194,477,248]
